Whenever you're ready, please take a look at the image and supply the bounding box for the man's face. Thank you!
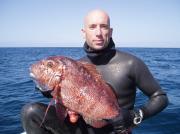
[82,11,113,50]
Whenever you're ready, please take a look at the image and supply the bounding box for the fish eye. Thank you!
[47,61,54,68]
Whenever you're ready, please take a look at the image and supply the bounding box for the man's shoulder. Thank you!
[115,49,140,62]
[113,49,148,69]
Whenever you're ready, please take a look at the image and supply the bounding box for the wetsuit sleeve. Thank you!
[132,58,168,119]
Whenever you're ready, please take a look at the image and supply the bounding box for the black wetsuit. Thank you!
[21,38,168,134]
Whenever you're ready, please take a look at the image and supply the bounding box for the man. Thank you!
[21,9,168,134]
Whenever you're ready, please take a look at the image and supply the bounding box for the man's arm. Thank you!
[108,57,168,133]
[133,57,169,120]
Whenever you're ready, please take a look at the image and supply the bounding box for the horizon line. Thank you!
[0,41,179,48]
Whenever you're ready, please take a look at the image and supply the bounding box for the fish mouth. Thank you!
[35,85,43,91]
[29,72,50,92]
[30,72,35,79]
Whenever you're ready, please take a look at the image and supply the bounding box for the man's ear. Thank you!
[81,28,86,39]
[110,28,113,37]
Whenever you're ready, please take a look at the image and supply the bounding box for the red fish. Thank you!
[30,56,120,128]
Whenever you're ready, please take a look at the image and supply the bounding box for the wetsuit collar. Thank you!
[83,38,116,65]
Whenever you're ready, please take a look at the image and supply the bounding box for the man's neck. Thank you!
[83,38,116,65]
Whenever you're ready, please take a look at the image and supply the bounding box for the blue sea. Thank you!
[0,47,180,134]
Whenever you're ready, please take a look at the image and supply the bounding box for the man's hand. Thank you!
[110,109,134,128]
[107,108,143,133]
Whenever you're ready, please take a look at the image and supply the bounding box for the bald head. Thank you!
[84,9,111,28]
[82,9,113,50]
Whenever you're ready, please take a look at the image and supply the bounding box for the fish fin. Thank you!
[67,110,79,123]
[83,116,108,128]
[40,99,54,127]
[78,61,102,80]
[55,101,67,123]
[53,84,67,123]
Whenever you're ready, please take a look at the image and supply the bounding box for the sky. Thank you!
[0,0,180,47]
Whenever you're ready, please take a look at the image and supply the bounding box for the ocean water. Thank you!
[0,47,179,134]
